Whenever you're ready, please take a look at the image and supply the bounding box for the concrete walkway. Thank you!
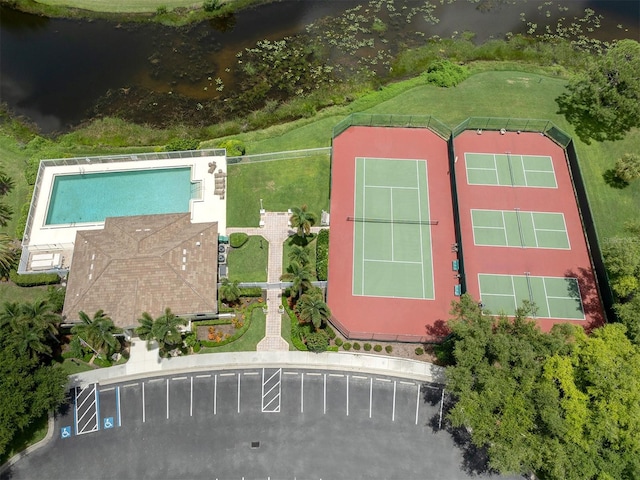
[227,211,324,351]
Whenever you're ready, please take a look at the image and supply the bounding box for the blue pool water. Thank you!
[45,167,196,225]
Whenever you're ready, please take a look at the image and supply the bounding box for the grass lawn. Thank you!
[226,153,330,227]
[0,282,49,304]
[227,235,268,282]
[0,134,32,238]
[36,0,201,13]
[198,307,266,352]
[282,234,317,280]
[58,357,96,375]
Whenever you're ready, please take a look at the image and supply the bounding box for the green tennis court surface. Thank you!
[352,157,434,299]
[465,153,557,188]
[479,274,584,319]
[471,209,570,249]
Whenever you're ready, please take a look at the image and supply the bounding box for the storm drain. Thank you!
[251,441,260,449]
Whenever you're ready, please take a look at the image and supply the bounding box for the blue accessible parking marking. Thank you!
[103,417,114,429]
[60,426,72,439]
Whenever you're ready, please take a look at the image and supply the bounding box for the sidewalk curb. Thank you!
[0,412,55,474]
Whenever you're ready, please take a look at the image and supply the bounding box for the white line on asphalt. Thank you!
[100,387,115,392]
[214,375,217,415]
[300,374,304,413]
[306,372,321,376]
[329,373,344,377]
[243,372,259,376]
[172,376,187,381]
[190,377,193,417]
[237,374,241,413]
[166,379,170,420]
[376,378,391,383]
[323,373,327,415]
[196,374,211,378]
[392,381,396,422]
[122,383,139,388]
[142,382,146,423]
[148,378,163,384]
[369,378,373,418]
[353,375,367,379]
[220,373,235,377]
[117,386,121,427]
[400,381,414,386]
[346,375,350,416]
[415,384,420,425]
[283,371,298,376]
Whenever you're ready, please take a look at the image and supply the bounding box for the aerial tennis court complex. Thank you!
[327,115,605,342]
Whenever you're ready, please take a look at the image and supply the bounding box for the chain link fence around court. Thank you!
[332,113,452,141]
[453,117,572,148]
[227,147,331,165]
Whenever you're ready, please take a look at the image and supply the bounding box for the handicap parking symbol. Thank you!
[60,426,72,439]
[103,417,114,429]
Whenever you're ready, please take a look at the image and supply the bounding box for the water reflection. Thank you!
[0,0,637,133]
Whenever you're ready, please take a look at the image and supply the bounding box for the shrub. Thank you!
[327,345,339,352]
[325,324,336,340]
[615,153,640,183]
[316,229,329,281]
[364,343,372,351]
[156,5,167,14]
[9,270,60,287]
[423,59,469,87]
[239,286,262,297]
[216,138,246,157]
[229,232,249,248]
[165,138,199,152]
[15,202,30,240]
[415,347,424,356]
[306,330,329,353]
[203,0,221,12]
[385,345,393,354]
[334,337,343,347]
[374,344,382,352]
[342,342,352,351]
[353,342,361,351]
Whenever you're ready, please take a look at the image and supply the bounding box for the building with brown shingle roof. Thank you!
[62,213,218,329]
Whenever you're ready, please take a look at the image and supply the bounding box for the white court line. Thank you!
[500,210,509,245]
[361,158,366,295]
[541,277,552,317]
[362,258,423,264]
[366,185,419,190]
[416,160,426,298]
[390,185,394,262]
[530,212,540,247]
[510,275,519,310]
[466,166,498,171]
[519,155,528,187]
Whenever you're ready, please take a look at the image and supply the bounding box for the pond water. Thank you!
[1,0,638,133]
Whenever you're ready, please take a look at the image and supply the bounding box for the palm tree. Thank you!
[0,171,15,196]
[0,301,22,331]
[8,320,52,360]
[289,205,317,240]
[136,308,186,356]
[281,261,313,300]
[296,292,332,331]
[0,234,16,277]
[288,244,310,266]
[219,278,241,305]
[0,203,12,228]
[71,310,120,358]
[21,299,59,339]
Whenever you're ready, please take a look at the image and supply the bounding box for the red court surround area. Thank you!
[328,127,457,342]
[453,130,605,331]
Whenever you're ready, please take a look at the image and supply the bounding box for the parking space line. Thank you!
[100,387,115,392]
[300,374,304,413]
[392,381,396,422]
[244,372,259,376]
[142,382,146,423]
[196,374,211,379]
[213,374,217,415]
[166,379,170,420]
[122,382,139,388]
[376,378,391,383]
[172,376,187,381]
[329,373,344,377]
[369,378,373,418]
[116,386,121,427]
[283,371,298,376]
[148,378,163,384]
[323,374,327,415]
[306,372,321,376]
[190,377,193,417]
[400,381,414,386]
[220,373,235,377]
[346,375,349,416]
[415,385,420,425]
[353,375,367,380]
[438,389,445,430]
[237,374,241,413]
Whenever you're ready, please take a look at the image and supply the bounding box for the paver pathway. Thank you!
[227,211,325,351]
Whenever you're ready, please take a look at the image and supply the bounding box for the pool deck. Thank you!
[19,151,227,274]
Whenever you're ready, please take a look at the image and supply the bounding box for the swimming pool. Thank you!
[45,167,198,225]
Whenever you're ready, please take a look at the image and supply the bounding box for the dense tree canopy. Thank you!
[557,39,640,143]
[445,295,640,479]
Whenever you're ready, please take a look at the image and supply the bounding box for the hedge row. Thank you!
[10,270,60,287]
[239,287,262,297]
[284,299,307,351]
[229,232,249,248]
[316,229,329,281]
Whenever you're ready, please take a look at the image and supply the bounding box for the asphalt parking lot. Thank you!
[3,368,514,480]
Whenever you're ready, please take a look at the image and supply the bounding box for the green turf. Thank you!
[227,235,268,282]
[352,158,434,299]
[36,0,201,13]
[0,283,49,304]
[198,307,265,352]
[0,133,33,238]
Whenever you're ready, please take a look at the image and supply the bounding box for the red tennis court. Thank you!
[327,126,457,342]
